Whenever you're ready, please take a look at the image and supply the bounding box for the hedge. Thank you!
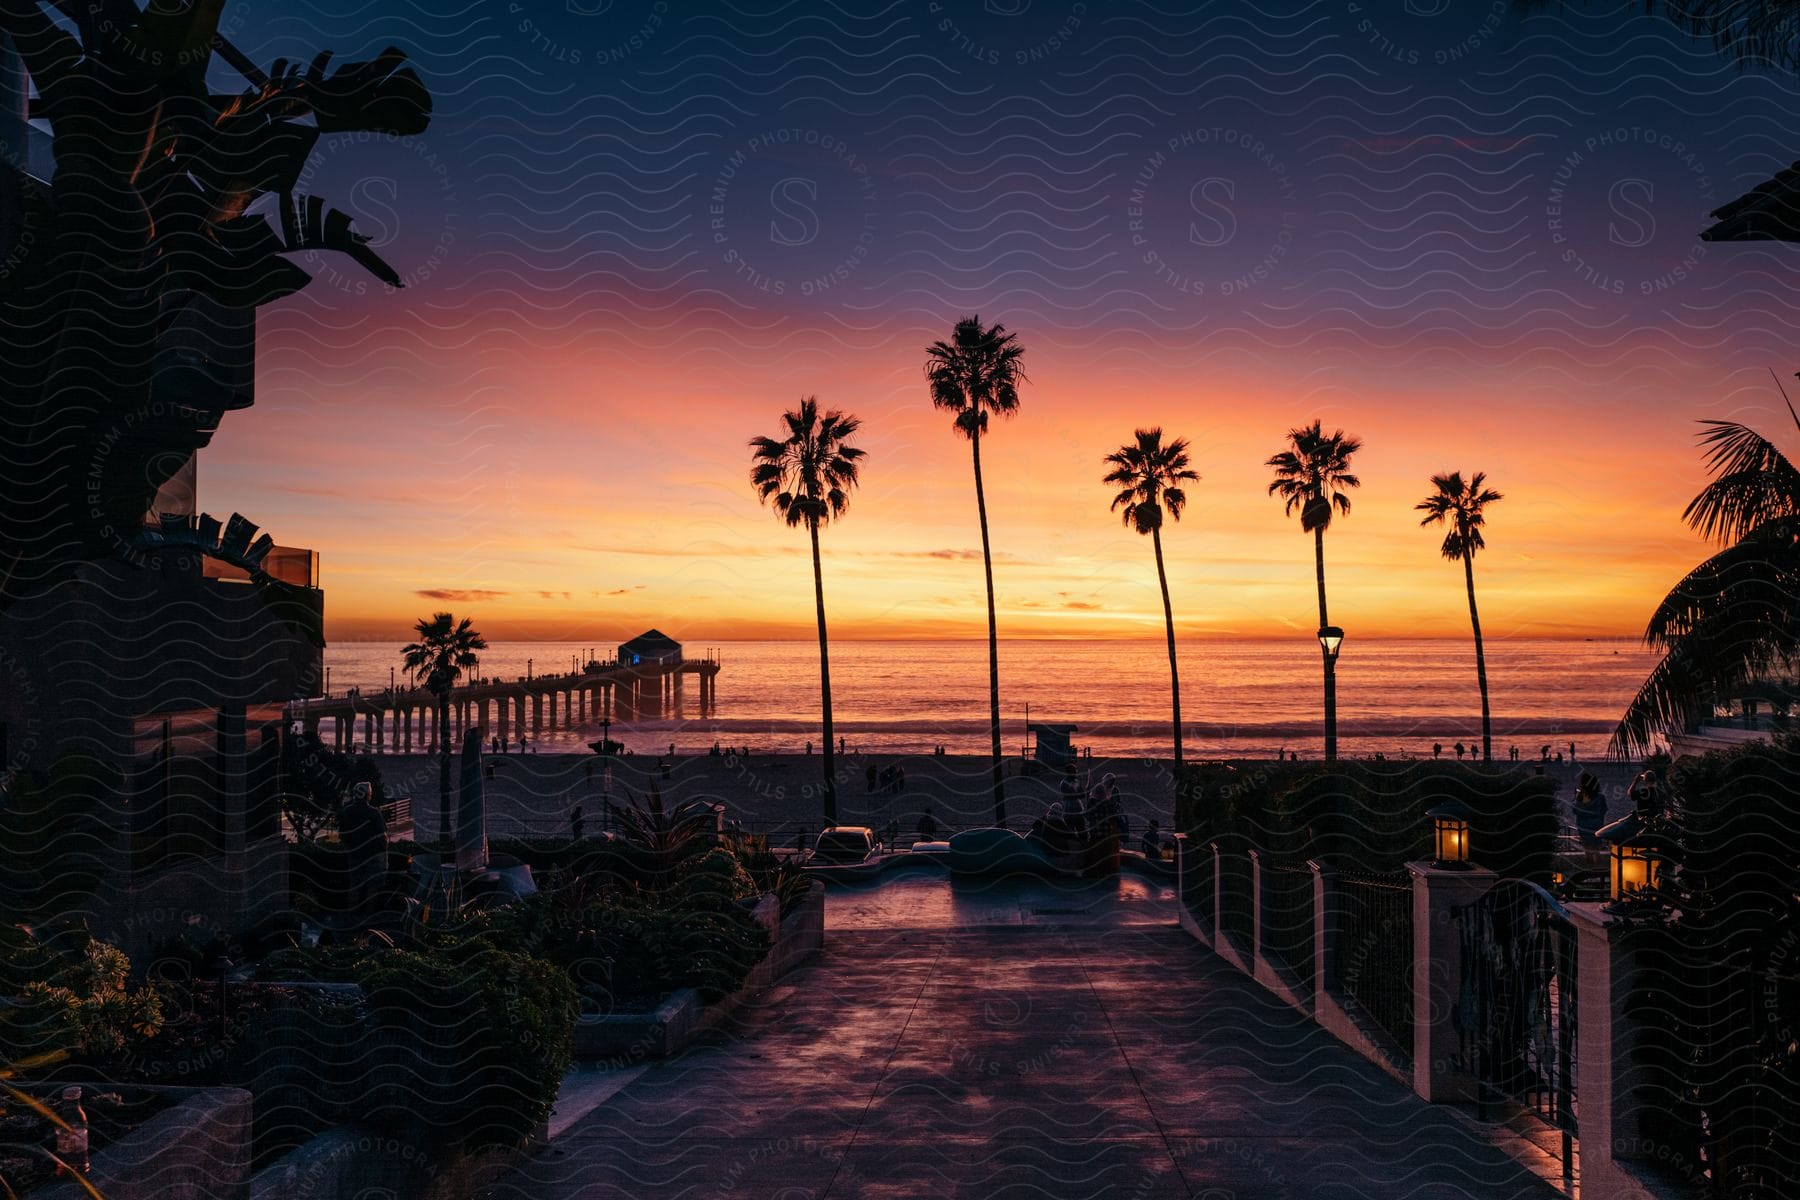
[1175,760,1557,881]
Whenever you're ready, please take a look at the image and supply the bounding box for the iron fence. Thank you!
[1260,861,1315,982]
[1452,878,1577,1183]
[1218,850,1253,949]
[1182,840,1215,930]
[1332,870,1415,1059]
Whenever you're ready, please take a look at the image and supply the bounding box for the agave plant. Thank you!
[606,784,718,891]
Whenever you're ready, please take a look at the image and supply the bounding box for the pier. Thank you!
[285,632,721,754]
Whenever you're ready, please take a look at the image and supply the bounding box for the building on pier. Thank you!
[619,628,682,667]
[286,637,723,754]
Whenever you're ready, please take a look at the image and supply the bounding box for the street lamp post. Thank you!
[1317,625,1344,760]
[527,658,533,681]
[324,666,331,697]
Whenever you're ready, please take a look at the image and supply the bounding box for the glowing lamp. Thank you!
[1428,799,1474,869]
[1598,811,1659,901]
[1318,626,1345,664]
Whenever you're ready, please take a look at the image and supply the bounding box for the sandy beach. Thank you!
[369,750,1642,846]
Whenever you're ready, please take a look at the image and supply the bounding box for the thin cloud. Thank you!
[416,588,509,602]
[884,549,1024,563]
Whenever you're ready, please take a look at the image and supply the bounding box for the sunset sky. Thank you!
[196,0,1800,644]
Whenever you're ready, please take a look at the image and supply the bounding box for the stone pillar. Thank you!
[675,671,684,719]
[478,699,489,736]
[532,693,543,733]
[1568,903,1656,1199]
[1408,862,1496,1103]
[403,709,412,753]
[497,697,509,746]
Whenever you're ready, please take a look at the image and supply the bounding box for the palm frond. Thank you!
[923,316,1027,440]
[748,397,865,530]
[1683,419,1800,543]
[1516,1,1800,70]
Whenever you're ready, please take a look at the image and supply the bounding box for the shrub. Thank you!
[251,942,577,1152]
[280,731,385,842]
[1631,737,1800,1194]
[0,924,162,1066]
[358,946,576,1150]
[729,833,813,918]
[488,890,771,1013]
[1175,760,1557,880]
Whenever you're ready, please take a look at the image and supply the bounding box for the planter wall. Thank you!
[32,1086,251,1200]
[248,1125,514,1200]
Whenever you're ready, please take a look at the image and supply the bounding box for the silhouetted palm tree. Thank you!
[402,612,487,844]
[1615,393,1800,754]
[1417,472,1505,762]
[1104,429,1200,767]
[750,398,866,825]
[1515,2,1800,70]
[925,315,1026,825]
[1267,420,1362,760]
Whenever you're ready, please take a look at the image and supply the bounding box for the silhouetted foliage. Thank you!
[1631,738,1800,1197]
[1175,760,1557,881]
[1418,471,1505,761]
[749,398,865,824]
[0,0,430,611]
[1615,393,1800,755]
[1104,427,1200,766]
[925,314,1027,824]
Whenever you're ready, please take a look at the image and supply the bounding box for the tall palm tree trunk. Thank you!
[972,432,1006,825]
[1152,525,1183,766]
[809,519,839,824]
[437,693,452,844]
[1464,551,1491,762]
[1315,526,1336,761]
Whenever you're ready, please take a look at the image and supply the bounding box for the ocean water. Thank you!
[321,638,1661,761]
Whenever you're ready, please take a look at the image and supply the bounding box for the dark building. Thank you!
[618,629,683,668]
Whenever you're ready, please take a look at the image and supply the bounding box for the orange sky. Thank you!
[201,311,1770,646]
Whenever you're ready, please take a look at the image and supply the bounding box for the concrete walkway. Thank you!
[491,877,1561,1199]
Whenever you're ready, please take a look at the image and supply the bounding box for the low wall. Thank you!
[769,880,825,978]
[33,1086,251,1200]
[248,1126,512,1200]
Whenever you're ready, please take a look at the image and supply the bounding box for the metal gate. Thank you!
[1452,878,1579,1181]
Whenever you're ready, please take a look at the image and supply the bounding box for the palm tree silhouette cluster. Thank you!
[746,315,1511,826]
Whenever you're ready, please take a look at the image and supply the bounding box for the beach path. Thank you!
[490,876,1561,1198]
